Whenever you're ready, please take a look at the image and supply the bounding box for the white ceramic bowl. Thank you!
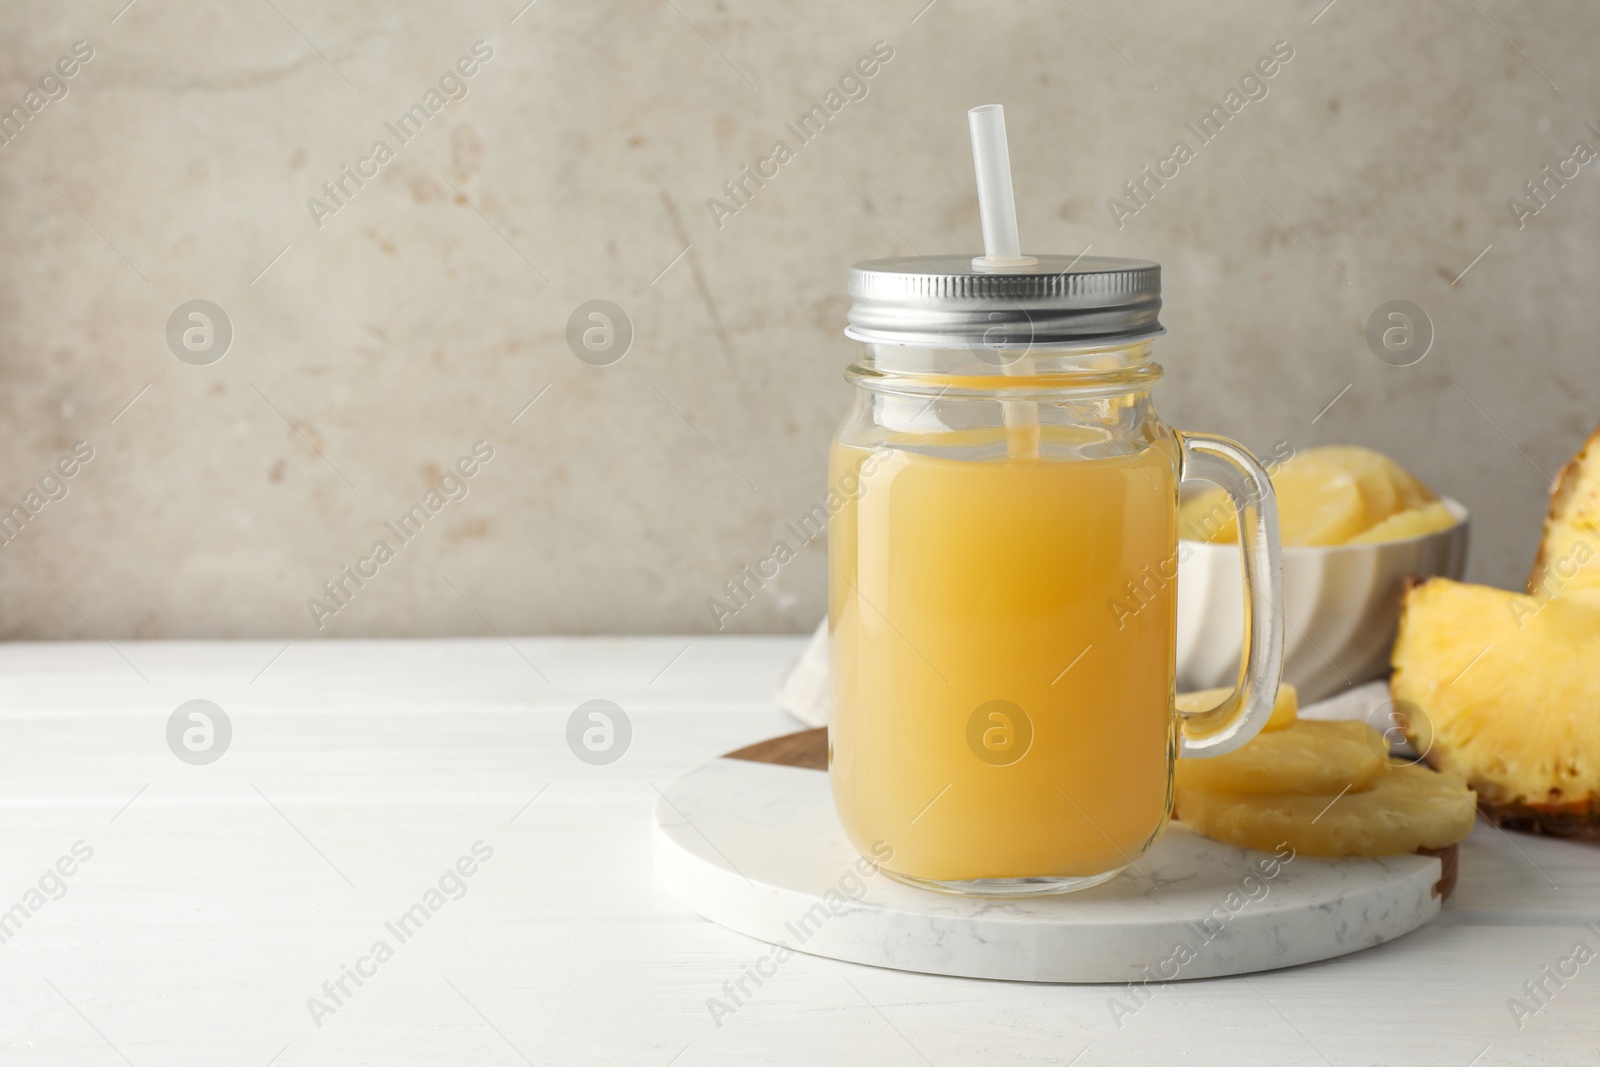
[1175,499,1469,704]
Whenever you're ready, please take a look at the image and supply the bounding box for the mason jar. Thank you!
[828,254,1285,896]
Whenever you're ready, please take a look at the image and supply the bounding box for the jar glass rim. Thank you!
[846,345,1164,400]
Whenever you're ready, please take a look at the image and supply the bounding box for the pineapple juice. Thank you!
[828,434,1180,883]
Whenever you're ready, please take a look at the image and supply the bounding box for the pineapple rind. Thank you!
[1529,425,1600,598]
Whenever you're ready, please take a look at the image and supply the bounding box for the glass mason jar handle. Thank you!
[1175,431,1285,758]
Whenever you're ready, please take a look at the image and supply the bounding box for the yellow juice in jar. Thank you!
[829,431,1179,883]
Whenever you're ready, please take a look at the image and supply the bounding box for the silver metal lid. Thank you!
[845,254,1163,349]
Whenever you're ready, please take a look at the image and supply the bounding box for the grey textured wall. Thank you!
[0,0,1595,638]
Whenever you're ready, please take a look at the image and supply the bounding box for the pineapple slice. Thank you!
[1176,683,1298,732]
[1528,425,1600,598]
[1334,446,1436,512]
[1391,576,1600,835]
[1347,501,1458,544]
[1319,446,1401,520]
[1179,463,1366,545]
[1389,464,1436,512]
[1277,463,1371,546]
[1176,719,1383,795]
[1176,763,1478,857]
[1178,486,1240,543]
[1179,445,1437,546]
[1172,681,1477,857]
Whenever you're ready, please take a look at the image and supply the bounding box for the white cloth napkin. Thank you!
[776,620,1402,742]
[774,619,831,728]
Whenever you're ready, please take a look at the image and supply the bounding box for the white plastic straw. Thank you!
[967,105,1036,268]
[967,104,1038,456]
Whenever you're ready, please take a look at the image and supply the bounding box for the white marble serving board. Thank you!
[654,750,1451,984]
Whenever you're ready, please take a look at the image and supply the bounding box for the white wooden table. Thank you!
[1,637,1594,1066]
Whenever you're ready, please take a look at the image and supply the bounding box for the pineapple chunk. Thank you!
[1176,763,1478,857]
[1391,576,1600,835]
[1347,501,1459,544]
[1176,719,1383,795]
[1178,445,1438,546]
[1176,683,1298,732]
[1529,425,1600,598]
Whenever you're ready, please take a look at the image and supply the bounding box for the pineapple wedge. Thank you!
[1528,425,1600,598]
[1391,576,1600,835]
[1176,719,1383,795]
[1175,683,1298,732]
[1176,763,1478,857]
